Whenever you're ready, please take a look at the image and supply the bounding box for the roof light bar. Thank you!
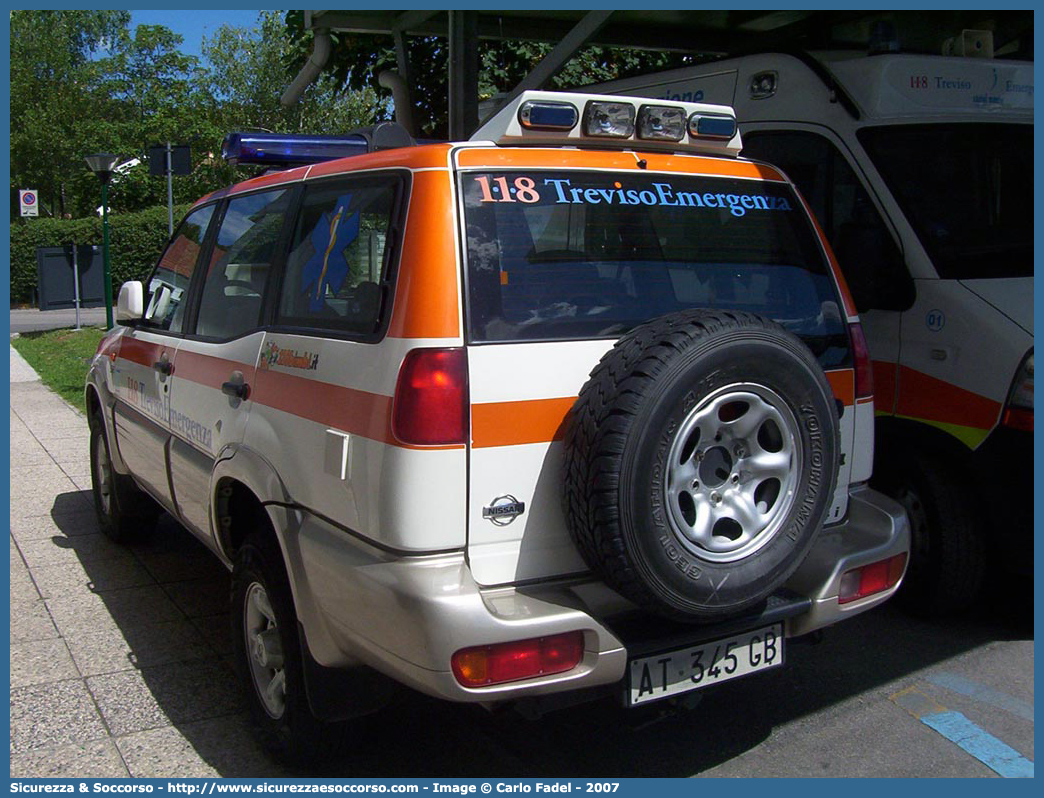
[518,100,578,131]
[470,90,742,157]
[222,123,416,168]
[583,100,636,138]
[637,104,686,142]
[222,133,369,167]
[688,113,738,141]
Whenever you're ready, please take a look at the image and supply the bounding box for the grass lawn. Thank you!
[11,326,106,411]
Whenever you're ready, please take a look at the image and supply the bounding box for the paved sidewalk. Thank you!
[9,346,291,777]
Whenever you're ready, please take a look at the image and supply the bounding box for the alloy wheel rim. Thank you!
[664,383,802,563]
[243,581,286,719]
[93,433,113,516]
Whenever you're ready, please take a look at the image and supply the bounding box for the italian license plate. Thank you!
[628,623,784,706]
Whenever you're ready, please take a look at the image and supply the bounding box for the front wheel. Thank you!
[231,534,352,765]
[89,410,157,542]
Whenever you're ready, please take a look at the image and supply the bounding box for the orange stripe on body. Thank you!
[472,369,856,449]
[385,170,461,339]
[896,366,1000,430]
[117,337,175,368]
[472,397,578,448]
[872,360,897,414]
[252,368,395,444]
[306,144,451,178]
[115,339,457,450]
[825,369,855,407]
[172,350,253,387]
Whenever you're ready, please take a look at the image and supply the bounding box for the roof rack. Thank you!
[221,122,415,168]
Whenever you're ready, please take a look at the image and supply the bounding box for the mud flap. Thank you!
[298,624,401,722]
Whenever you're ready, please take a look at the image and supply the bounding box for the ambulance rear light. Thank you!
[392,348,469,446]
[849,323,874,400]
[1003,351,1033,431]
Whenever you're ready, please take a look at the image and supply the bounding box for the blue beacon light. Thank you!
[221,132,371,167]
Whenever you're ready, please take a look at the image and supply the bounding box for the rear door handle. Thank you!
[221,371,250,400]
[153,359,173,376]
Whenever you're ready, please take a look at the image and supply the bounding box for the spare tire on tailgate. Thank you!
[563,309,840,622]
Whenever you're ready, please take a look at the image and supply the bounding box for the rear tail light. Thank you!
[1002,351,1033,431]
[391,348,469,446]
[838,553,907,604]
[849,322,874,400]
[451,631,585,687]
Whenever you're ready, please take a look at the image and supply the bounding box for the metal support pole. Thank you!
[166,142,174,237]
[71,241,81,330]
[448,11,479,140]
[102,182,114,330]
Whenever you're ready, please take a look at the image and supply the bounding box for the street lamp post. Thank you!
[85,153,120,329]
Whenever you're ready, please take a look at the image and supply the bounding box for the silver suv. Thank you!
[86,91,909,763]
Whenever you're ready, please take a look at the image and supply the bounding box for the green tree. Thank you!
[97,24,222,212]
[203,11,382,138]
[10,10,130,217]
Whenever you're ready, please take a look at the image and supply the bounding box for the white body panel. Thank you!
[466,339,855,585]
[168,333,265,540]
[242,332,468,553]
[899,280,1030,409]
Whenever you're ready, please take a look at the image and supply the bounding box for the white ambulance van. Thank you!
[592,50,1033,614]
[86,91,909,763]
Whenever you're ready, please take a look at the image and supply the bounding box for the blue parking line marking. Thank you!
[925,672,1035,723]
[921,711,1034,778]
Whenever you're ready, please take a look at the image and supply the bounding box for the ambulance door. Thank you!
[110,204,217,508]
[167,188,294,541]
[741,127,913,418]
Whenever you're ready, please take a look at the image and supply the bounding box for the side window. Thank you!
[144,205,215,333]
[743,131,913,312]
[277,177,399,335]
[195,189,290,340]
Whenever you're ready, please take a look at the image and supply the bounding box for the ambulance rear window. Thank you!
[461,170,850,367]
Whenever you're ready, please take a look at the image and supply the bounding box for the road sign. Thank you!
[20,190,39,217]
[148,144,191,175]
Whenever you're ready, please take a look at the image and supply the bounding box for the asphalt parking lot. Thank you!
[9,344,1034,778]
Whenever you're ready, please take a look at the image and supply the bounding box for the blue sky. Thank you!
[128,9,267,59]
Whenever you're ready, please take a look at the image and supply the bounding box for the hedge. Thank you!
[10,204,191,305]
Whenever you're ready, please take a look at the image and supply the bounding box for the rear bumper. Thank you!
[288,483,908,703]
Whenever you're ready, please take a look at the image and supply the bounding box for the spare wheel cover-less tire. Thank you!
[563,309,840,621]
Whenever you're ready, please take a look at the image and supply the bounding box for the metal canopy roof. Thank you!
[284,9,1033,138]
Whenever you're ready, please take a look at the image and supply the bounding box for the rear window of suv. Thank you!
[461,170,851,367]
